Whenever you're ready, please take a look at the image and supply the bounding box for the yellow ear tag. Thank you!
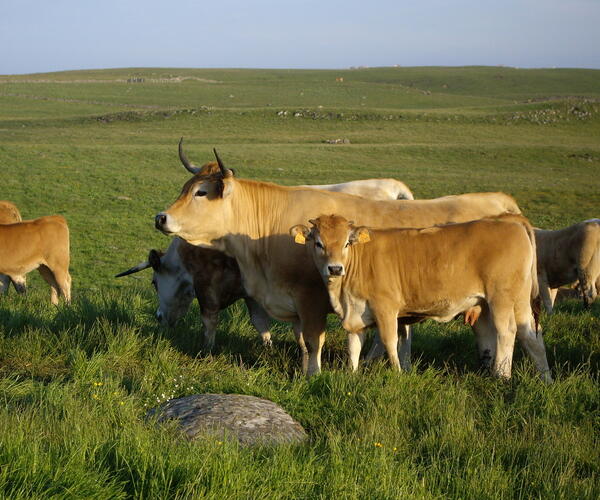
[295,233,306,245]
[358,231,370,244]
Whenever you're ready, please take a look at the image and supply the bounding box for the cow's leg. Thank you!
[549,288,559,307]
[295,294,329,376]
[200,308,219,350]
[0,274,11,294]
[244,297,272,347]
[9,275,27,294]
[514,299,553,383]
[347,330,366,371]
[364,328,386,361]
[365,323,411,369]
[538,273,554,314]
[292,320,309,374]
[489,300,517,379]
[398,324,412,372]
[375,312,401,371]
[304,322,327,377]
[37,265,62,305]
[471,303,496,372]
[578,272,597,308]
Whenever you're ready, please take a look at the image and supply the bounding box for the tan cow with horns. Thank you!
[155,139,522,376]
[291,214,551,381]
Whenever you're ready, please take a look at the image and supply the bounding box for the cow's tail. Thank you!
[518,216,541,331]
[491,213,541,330]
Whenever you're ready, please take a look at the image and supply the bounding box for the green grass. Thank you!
[1,66,599,499]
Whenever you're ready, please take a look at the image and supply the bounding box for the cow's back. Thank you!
[177,238,246,307]
[346,219,532,308]
[0,215,69,272]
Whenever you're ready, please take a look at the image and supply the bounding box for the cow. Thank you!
[0,215,71,304]
[118,155,413,350]
[290,214,551,381]
[116,237,272,350]
[535,219,600,313]
[0,201,24,294]
[299,178,414,201]
[155,141,522,376]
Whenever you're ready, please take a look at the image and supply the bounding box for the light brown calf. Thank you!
[535,219,600,313]
[0,215,71,304]
[0,201,24,294]
[291,215,551,381]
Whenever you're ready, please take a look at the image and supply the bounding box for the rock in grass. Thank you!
[147,394,307,446]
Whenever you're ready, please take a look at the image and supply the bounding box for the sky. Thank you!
[2,0,600,75]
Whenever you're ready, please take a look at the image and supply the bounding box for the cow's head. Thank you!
[155,138,236,249]
[290,214,371,280]
[115,243,195,326]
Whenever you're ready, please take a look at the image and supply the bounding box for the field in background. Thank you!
[0,67,599,498]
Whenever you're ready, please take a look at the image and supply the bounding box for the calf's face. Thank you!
[290,214,370,280]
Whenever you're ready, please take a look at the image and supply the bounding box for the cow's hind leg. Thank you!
[471,302,496,372]
[515,300,553,383]
[398,324,412,372]
[37,265,61,304]
[488,300,517,379]
[38,265,70,305]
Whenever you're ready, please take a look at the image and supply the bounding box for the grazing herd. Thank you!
[2,139,599,382]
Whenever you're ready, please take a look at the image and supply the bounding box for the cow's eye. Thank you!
[195,190,207,197]
[315,241,324,250]
[345,241,351,248]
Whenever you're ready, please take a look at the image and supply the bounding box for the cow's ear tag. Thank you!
[358,231,370,244]
[295,233,306,245]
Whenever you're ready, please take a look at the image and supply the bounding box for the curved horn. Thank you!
[179,137,201,174]
[115,261,152,278]
[213,148,230,177]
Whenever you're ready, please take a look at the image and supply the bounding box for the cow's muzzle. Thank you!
[155,213,171,233]
[328,265,344,276]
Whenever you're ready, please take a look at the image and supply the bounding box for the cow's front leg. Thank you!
[347,330,366,371]
[374,309,401,371]
[200,309,219,351]
[244,297,272,347]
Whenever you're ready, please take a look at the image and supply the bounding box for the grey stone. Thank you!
[147,393,308,446]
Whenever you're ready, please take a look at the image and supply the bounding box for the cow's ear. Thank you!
[290,224,310,245]
[349,226,371,245]
[148,249,162,271]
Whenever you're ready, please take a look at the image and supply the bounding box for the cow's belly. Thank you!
[408,296,482,323]
[244,283,298,322]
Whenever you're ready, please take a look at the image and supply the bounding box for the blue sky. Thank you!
[2,0,599,74]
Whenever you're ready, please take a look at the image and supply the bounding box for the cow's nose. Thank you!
[156,310,163,322]
[155,213,167,230]
[328,265,343,276]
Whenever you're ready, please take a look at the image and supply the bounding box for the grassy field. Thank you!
[0,66,599,499]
